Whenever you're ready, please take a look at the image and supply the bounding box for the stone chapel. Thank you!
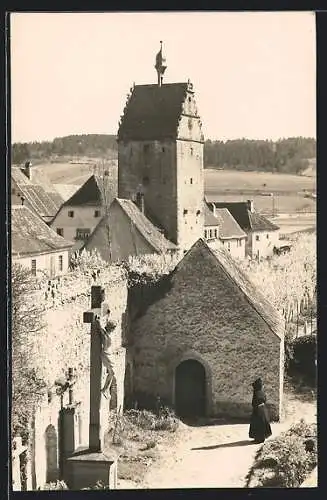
[117,42,205,252]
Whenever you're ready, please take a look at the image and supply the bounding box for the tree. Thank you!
[11,264,46,437]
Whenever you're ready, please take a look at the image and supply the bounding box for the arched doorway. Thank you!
[175,359,206,418]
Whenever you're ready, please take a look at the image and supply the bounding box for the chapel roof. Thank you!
[176,239,284,339]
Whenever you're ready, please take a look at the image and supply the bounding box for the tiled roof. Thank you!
[83,198,176,256]
[210,201,279,232]
[180,239,284,339]
[204,203,220,227]
[11,167,64,221]
[214,208,247,239]
[53,184,81,202]
[63,174,117,207]
[12,205,74,256]
[118,83,189,141]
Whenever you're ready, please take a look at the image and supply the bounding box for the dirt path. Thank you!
[118,395,316,489]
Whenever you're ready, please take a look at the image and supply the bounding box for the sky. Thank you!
[10,12,316,143]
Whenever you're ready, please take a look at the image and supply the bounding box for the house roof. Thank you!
[178,239,284,339]
[118,83,191,141]
[204,203,220,227]
[210,201,279,232]
[11,167,64,222]
[12,205,74,256]
[83,198,176,255]
[63,174,117,207]
[214,208,247,239]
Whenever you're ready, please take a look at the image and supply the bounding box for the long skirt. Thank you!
[249,404,272,442]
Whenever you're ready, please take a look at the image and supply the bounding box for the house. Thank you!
[118,42,205,252]
[82,196,177,263]
[11,162,64,224]
[127,239,284,421]
[208,200,280,259]
[49,173,117,250]
[12,204,74,277]
[204,202,220,244]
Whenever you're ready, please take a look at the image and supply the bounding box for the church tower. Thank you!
[117,42,204,251]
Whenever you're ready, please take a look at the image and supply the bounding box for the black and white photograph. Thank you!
[9,11,317,490]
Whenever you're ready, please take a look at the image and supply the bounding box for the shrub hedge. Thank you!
[286,334,317,384]
[246,419,317,488]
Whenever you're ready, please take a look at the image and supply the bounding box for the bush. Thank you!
[124,407,179,432]
[246,419,317,488]
[39,480,68,490]
[287,335,317,383]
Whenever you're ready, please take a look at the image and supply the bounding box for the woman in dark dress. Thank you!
[249,377,272,443]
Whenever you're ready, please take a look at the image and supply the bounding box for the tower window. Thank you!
[190,178,193,184]
[142,176,150,186]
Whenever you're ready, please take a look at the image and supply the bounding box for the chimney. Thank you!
[136,191,145,214]
[211,202,216,217]
[23,161,32,180]
[247,199,254,213]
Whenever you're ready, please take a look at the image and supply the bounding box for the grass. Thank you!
[112,408,179,485]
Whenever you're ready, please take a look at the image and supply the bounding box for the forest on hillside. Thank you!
[12,135,316,175]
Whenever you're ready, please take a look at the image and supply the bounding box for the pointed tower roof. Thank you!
[155,41,167,86]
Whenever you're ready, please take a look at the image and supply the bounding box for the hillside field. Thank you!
[34,161,316,233]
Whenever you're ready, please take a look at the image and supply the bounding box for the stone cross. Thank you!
[83,285,110,452]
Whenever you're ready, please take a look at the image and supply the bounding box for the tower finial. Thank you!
[155,41,167,87]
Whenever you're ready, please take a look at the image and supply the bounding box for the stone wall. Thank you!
[19,267,128,489]
[130,243,283,421]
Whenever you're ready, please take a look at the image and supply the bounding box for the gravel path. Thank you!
[118,394,316,489]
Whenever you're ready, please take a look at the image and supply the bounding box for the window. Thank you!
[142,176,150,186]
[190,147,194,156]
[59,255,63,271]
[188,96,192,102]
[256,235,260,241]
[190,178,193,184]
[94,210,101,218]
[209,229,212,239]
[162,147,165,153]
[266,234,269,239]
[204,230,208,239]
[214,229,218,239]
[56,228,64,237]
[31,259,36,276]
[237,239,242,247]
[76,228,91,241]
[68,210,74,218]
[183,209,188,215]
[227,242,231,252]
[143,144,150,154]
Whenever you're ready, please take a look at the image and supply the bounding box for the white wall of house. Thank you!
[220,237,246,259]
[12,249,70,278]
[50,205,103,243]
[251,230,280,259]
